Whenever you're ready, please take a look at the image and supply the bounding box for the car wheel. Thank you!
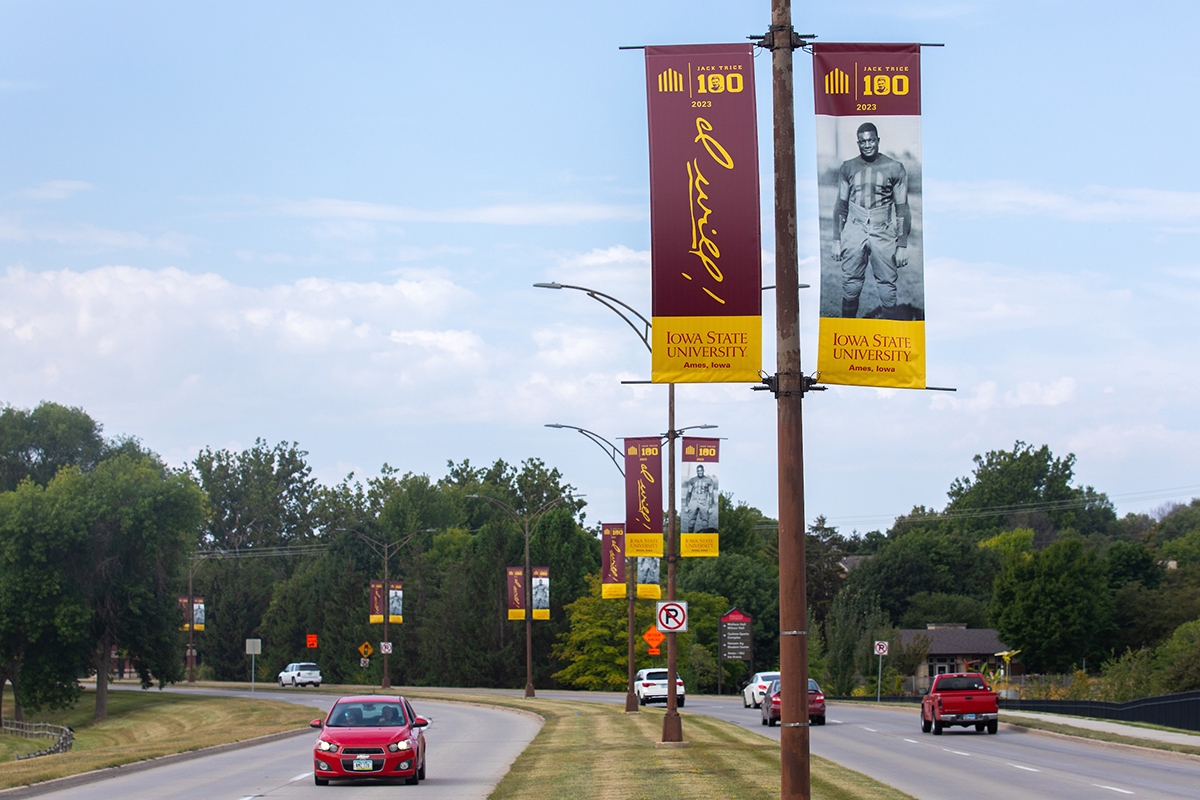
[768,716,777,727]
[279,679,285,687]
[677,697,684,707]
[639,695,646,706]
[920,710,931,733]
[761,715,767,726]
[418,755,426,780]
[315,683,320,689]
[753,699,761,709]
[975,723,985,732]
[314,775,328,786]
[405,770,420,786]
[987,720,998,735]
[933,718,943,735]
[812,715,825,726]
[743,695,750,708]
[292,678,297,687]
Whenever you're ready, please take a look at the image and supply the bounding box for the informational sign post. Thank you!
[718,608,753,696]
[812,43,926,389]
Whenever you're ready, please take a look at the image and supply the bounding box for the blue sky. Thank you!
[2,1,1198,534]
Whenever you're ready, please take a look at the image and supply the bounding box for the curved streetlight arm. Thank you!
[534,282,652,354]
[661,422,718,439]
[546,423,624,478]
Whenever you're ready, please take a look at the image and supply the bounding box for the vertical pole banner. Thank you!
[645,44,762,384]
[506,567,526,620]
[192,597,205,631]
[388,581,403,624]
[531,567,550,620]
[369,580,385,624]
[601,523,627,599]
[623,437,663,558]
[680,437,720,556]
[812,44,925,389]
[178,596,189,631]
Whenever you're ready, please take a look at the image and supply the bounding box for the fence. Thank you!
[1,719,75,759]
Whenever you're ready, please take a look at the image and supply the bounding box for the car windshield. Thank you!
[297,663,318,671]
[938,677,987,691]
[327,701,407,727]
[808,679,820,692]
[758,673,780,683]
[644,671,668,681]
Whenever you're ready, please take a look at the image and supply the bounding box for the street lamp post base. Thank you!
[661,710,683,742]
[624,693,639,713]
[525,684,536,698]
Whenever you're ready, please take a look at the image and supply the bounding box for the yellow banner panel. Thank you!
[652,315,761,383]
[626,533,664,557]
[508,609,526,620]
[369,614,383,624]
[681,533,719,557]
[817,318,925,389]
[602,583,627,599]
[532,609,549,620]
[637,583,662,600]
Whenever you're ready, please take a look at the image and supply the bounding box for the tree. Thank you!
[824,589,888,696]
[1106,540,1163,590]
[1156,618,1200,693]
[806,516,849,629]
[0,402,107,492]
[898,593,989,630]
[990,539,1115,673]
[678,553,778,672]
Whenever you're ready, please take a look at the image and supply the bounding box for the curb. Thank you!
[0,727,313,798]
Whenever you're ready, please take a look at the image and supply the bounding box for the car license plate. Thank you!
[353,757,373,771]
[966,713,976,719]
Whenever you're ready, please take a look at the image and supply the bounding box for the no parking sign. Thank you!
[874,641,888,656]
[656,601,688,633]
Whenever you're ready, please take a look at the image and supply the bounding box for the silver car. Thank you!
[742,671,780,708]
[279,661,322,687]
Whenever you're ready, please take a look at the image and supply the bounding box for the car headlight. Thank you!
[387,739,413,752]
[316,740,338,752]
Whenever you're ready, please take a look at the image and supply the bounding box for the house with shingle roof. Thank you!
[898,624,1022,690]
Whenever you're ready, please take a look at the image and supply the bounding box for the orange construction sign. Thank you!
[642,626,665,648]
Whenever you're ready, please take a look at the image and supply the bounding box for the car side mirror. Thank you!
[310,719,324,729]
[412,716,431,729]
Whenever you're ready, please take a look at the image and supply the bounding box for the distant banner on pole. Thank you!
[601,523,627,599]
[178,595,204,631]
[645,44,762,384]
[813,43,926,389]
[506,567,525,620]
[636,557,661,600]
[532,567,549,620]
[623,437,663,557]
[680,437,720,556]
[370,581,403,624]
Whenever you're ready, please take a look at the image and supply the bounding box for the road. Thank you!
[23,689,541,800]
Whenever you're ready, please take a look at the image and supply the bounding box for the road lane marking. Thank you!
[903,738,918,743]
[1091,785,1134,795]
[290,773,313,782]
[942,749,971,756]
[863,727,877,732]
[1007,764,1040,772]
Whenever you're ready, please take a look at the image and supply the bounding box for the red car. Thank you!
[311,695,429,786]
[761,678,826,726]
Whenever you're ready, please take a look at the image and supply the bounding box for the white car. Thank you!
[278,662,322,687]
[743,671,780,708]
[634,668,686,706]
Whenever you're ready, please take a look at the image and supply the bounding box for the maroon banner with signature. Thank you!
[601,523,626,599]
[645,44,761,383]
[507,567,525,620]
[623,437,663,557]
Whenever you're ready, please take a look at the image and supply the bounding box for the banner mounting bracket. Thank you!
[752,371,824,398]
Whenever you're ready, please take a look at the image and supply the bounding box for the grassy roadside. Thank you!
[1000,715,1200,757]
[0,686,321,790]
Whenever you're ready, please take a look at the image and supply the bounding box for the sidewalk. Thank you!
[1002,709,1200,748]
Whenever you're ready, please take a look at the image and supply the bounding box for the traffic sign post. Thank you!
[245,639,261,708]
[875,641,888,702]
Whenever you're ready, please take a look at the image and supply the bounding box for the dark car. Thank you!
[761,678,826,726]
[311,695,430,786]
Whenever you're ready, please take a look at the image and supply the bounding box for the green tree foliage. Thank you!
[0,402,107,492]
[1098,647,1159,701]
[824,590,888,696]
[894,631,932,678]
[678,553,778,672]
[990,539,1115,673]
[1105,540,1163,590]
[1111,564,1200,654]
[897,593,990,629]
[806,516,849,630]
[1156,618,1200,692]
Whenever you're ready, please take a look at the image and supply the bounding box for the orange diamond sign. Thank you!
[642,626,665,648]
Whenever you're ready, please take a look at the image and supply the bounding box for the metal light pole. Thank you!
[354,528,433,690]
[545,423,639,713]
[467,494,569,698]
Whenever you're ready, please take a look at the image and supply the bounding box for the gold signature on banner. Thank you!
[686,118,734,305]
[638,478,650,523]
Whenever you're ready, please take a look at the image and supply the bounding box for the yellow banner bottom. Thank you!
[508,610,525,620]
[637,584,662,600]
[602,584,627,599]
[533,609,549,620]
[652,316,761,383]
[626,533,664,558]
[817,317,925,389]
[681,533,719,557]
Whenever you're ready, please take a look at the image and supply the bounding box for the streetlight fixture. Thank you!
[466,493,573,698]
[535,280,698,742]
[350,527,434,689]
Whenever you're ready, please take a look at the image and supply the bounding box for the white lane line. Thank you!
[290,773,313,782]
[1007,763,1040,772]
[942,749,971,756]
[829,718,843,724]
[1091,785,1134,795]
[903,738,919,743]
[863,727,878,732]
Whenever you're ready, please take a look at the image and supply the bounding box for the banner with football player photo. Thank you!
[680,437,720,556]
[623,437,664,558]
[369,581,403,624]
[637,557,661,600]
[812,43,926,389]
[601,523,627,599]
[178,595,205,631]
[532,567,549,620]
[506,567,525,620]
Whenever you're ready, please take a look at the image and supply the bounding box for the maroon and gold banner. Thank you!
[506,567,525,620]
[681,437,720,556]
[531,567,549,620]
[601,523,626,599]
[369,581,403,624]
[178,595,205,631]
[623,437,663,557]
[813,43,925,389]
[645,44,761,384]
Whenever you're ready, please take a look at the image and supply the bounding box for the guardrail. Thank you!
[1,719,75,758]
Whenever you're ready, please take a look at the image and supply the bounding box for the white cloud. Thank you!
[18,180,94,200]
[0,215,195,255]
[277,198,645,225]
[927,179,1200,224]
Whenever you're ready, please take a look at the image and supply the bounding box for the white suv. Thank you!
[278,662,322,687]
[743,671,780,708]
[634,668,686,706]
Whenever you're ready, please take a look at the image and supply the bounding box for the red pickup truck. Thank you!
[920,673,998,735]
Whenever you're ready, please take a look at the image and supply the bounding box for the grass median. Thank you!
[0,686,321,790]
